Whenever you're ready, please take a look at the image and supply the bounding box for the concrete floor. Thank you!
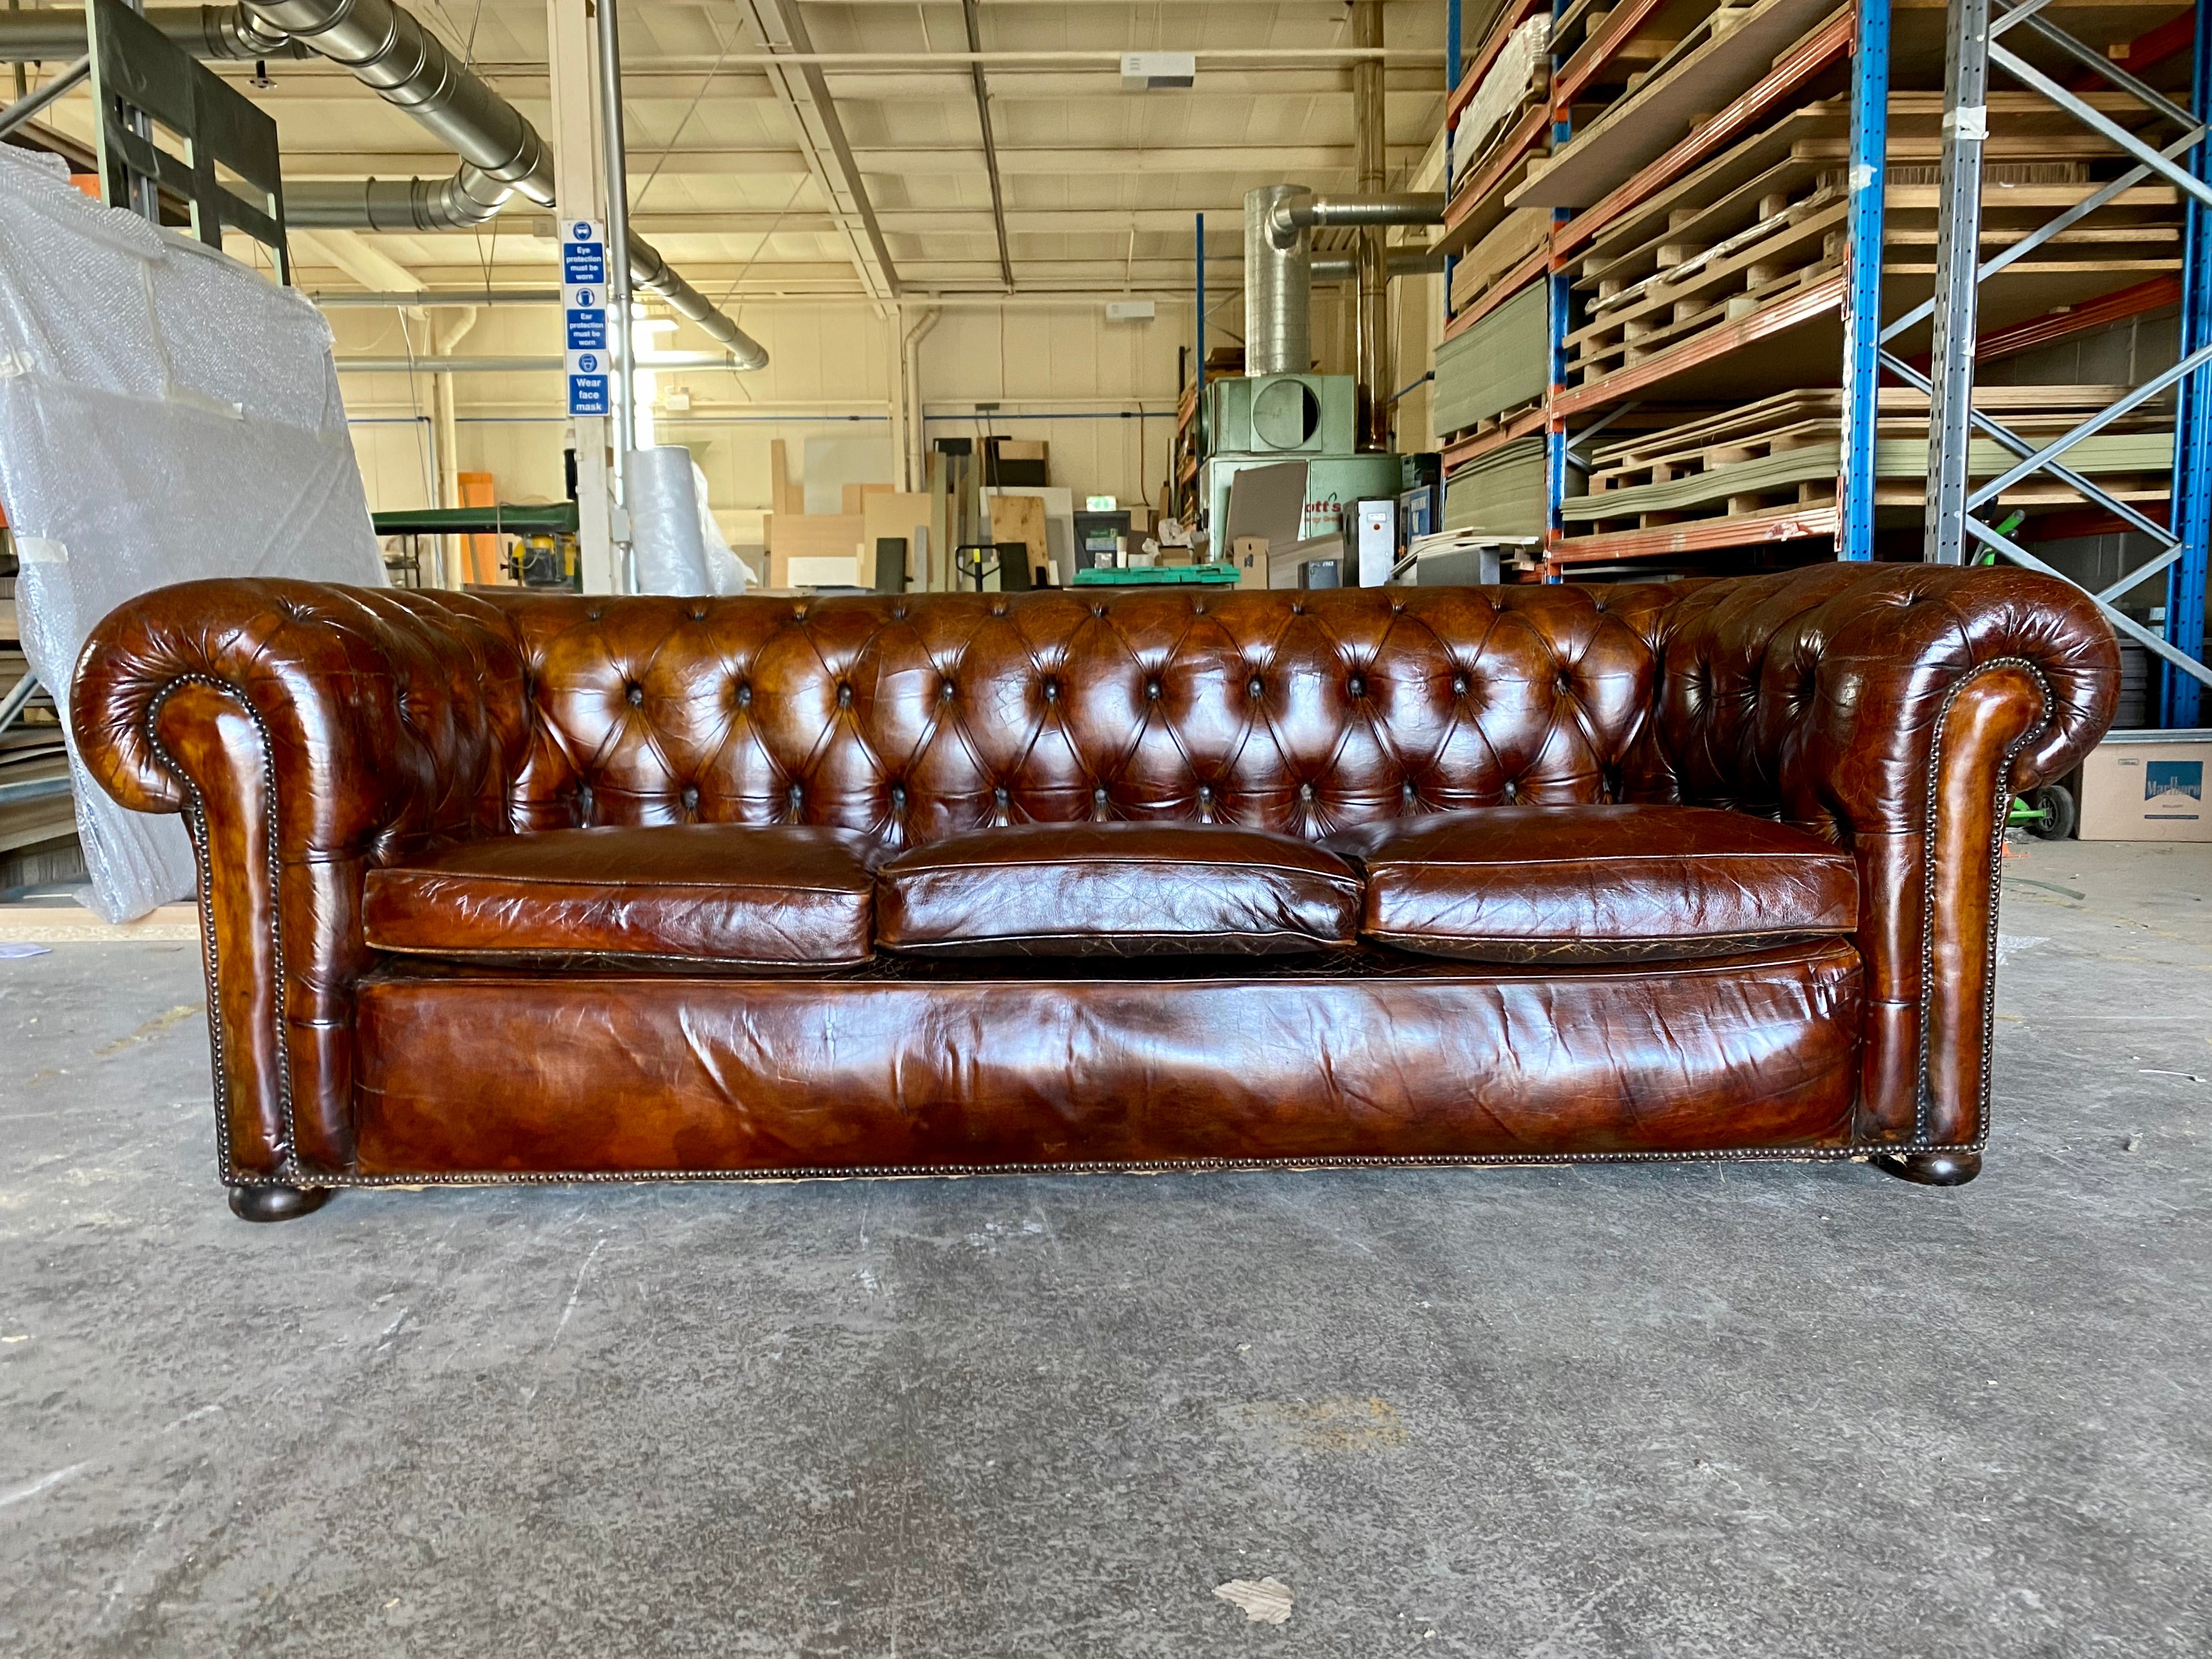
[0,842,2206,1658]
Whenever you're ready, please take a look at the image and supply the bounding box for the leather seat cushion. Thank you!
[876,821,1362,957]
[364,824,887,967]
[1326,805,1858,963]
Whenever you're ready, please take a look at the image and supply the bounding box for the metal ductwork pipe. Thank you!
[238,0,552,198]
[286,167,511,231]
[626,238,768,372]
[1244,183,1313,378]
[1310,248,1448,279]
[43,0,772,367]
[0,6,303,61]
[1266,193,1447,238]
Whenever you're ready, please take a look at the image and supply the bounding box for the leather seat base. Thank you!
[352,941,1863,1175]
[1328,805,1859,963]
[363,824,886,968]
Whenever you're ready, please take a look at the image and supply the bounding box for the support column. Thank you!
[430,307,477,588]
[1352,0,1390,449]
[547,0,618,593]
[1921,0,1989,565]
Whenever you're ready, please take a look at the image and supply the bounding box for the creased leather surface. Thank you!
[366,824,885,966]
[1328,804,1857,961]
[71,581,530,1174]
[1627,566,2119,1143]
[877,821,1360,956]
[70,567,2118,1183]
[353,942,1864,1173]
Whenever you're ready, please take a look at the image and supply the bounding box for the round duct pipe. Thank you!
[1267,192,1447,238]
[1244,183,1312,378]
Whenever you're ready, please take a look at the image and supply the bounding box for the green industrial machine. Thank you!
[1200,372,1401,555]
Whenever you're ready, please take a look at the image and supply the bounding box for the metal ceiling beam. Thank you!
[203,62,1451,98]
[961,0,1012,290]
[742,0,899,298]
[283,143,1432,178]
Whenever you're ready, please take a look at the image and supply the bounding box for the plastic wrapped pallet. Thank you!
[0,146,384,921]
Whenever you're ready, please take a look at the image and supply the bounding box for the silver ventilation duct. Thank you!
[0,7,303,61]
[0,1,768,368]
[1244,187,1444,380]
[286,169,511,231]
[1269,193,1447,238]
[1244,184,1313,378]
[238,0,553,198]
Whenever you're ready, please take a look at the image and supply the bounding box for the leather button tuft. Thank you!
[1248,677,1264,698]
[626,684,644,706]
[1452,676,1469,696]
[586,608,603,623]
[941,683,956,702]
[1093,786,1109,806]
[681,786,699,809]
[838,683,853,709]
[1044,680,1059,703]
[991,603,1008,618]
[1198,785,1213,802]
[787,783,803,810]
[994,786,1010,805]
[1299,781,1315,802]
[735,683,753,709]
[891,784,908,807]
[1348,676,1365,698]
[690,607,708,623]
[1146,680,1161,701]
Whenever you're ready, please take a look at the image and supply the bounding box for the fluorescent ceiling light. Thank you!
[1120,51,1196,90]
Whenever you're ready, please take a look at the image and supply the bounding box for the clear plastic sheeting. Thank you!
[628,446,749,596]
[0,146,384,921]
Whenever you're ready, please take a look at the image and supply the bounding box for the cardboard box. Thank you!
[2077,729,2212,840]
[1233,536,1270,589]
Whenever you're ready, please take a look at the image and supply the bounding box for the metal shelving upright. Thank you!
[1918,0,2212,720]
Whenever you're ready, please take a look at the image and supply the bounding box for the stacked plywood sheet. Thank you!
[1433,282,1550,442]
[1444,435,1551,537]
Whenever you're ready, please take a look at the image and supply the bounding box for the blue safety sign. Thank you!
[562,222,611,417]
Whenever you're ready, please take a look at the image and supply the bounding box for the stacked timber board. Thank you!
[1443,436,1552,539]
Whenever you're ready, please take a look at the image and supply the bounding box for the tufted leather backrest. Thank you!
[478,585,1683,849]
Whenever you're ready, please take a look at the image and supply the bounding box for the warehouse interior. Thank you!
[2,0,2211,1652]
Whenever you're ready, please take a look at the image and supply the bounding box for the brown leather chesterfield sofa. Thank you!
[72,565,2118,1221]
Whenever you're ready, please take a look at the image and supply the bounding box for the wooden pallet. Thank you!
[1439,395,1546,452]
[1566,195,1846,377]
[1450,211,1551,319]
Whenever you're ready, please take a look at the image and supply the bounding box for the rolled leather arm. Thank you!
[72,580,532,1182]
[1635,564,2120,1150]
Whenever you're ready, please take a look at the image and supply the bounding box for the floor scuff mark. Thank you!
[1214,1576,1295,1624]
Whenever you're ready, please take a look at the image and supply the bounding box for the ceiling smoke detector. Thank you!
[1120,51,1196,91]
